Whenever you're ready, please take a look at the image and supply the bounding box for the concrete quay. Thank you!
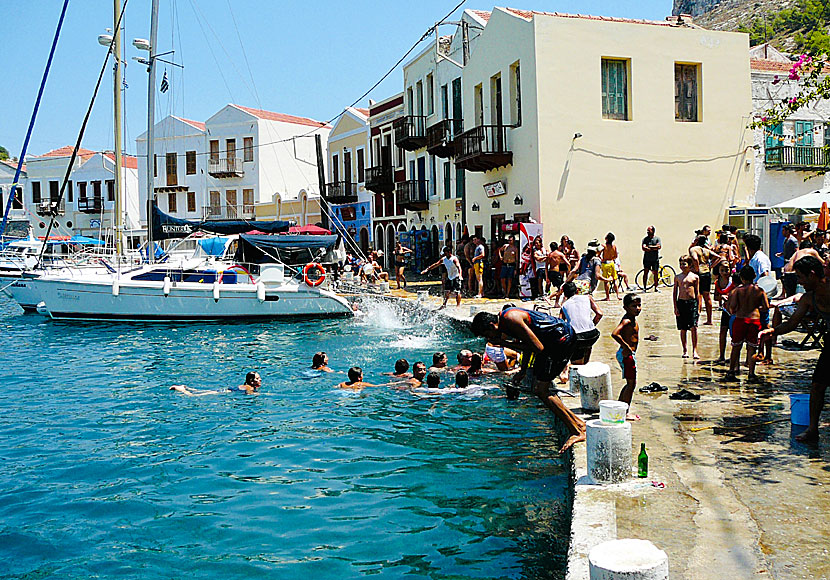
[381,286,830,580]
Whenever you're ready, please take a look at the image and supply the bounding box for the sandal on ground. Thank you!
[639,382,668,393]
[669,388,701,401]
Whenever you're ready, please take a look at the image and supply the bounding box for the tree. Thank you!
[0,146,8,161]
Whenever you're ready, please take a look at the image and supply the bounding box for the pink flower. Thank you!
[761,116,768,122]
[789,70,800,80]
[772,75,780,85]
[789,97,798,105]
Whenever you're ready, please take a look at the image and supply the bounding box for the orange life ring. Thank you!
[303,262,326,287]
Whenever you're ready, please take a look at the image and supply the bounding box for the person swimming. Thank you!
[425,372,441,389]
[311,352,334,372]
[171,371,262,396]
[337,366,378,390]
[383,359,411,378]
[455,370,469,388]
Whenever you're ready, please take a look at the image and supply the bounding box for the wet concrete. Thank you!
[403,288,830,579]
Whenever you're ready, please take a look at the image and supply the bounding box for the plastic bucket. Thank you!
[790,393,810,426]
[599,400,628,424]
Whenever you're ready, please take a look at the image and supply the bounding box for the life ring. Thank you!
[303,262,326,287]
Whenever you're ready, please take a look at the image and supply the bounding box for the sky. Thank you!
[2,0,672,160]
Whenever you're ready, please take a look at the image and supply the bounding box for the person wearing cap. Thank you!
[421,245,464,309]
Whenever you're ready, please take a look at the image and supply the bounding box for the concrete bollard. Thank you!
[586,419,632,485]
[379,281,390,292]
[589,539,669,579]
[568,364,584,394]
[578,362,613,412]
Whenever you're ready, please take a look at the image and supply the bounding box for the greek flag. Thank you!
[160,70,169,93]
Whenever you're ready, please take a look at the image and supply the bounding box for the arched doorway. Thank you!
[359,227,370,255]
[430,225,440,260]
[444,222,453,249]
[385,224,396,260]
[375,225,384,253]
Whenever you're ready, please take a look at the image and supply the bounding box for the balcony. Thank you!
[207,157,244,178]
[203,204,255,221]
[36,200,64,216]
[426,119,460,158]
[395,179,429,211]
[455,125,513,172]
[78,196,103,214]
[324,181,359,204]
[765,146,829,170]
[365,165,395,194]
[393,115,428,151]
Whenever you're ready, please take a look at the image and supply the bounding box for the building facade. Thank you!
[458,8,754,266]
[0,159,27,233]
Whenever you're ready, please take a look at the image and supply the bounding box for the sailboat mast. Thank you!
[113,0,124,258]
[145,0,159,263]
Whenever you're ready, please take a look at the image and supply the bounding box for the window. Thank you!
[153,154,157,177]
[441,84,449,120]
[67,180,73,203]
[490,74,503,127]
[416,81,424,115]
[32,181,41,204]
[765,123,783,150]
[209,190,221,215]
[795,121,814,146]
[209,140,219,162]
[92,181,102,199]
[407,87,414,115]
[243,137,254,162]
[601,59,628,120]
[426,73,434,116]
[455,167,465,199]
[332,153,339,182]
[166,152,178,186]
[168,192,177,213]
[474,84,483,127]
[187,191,196,213]
[186,150,196,174]
[12,186,22,209]
[824,124,830,147]
[444,161,451,200]
[49,180,60,202]
[243,188,254,214]
[78,182,87,199]
[510,61,522,127]
[225,190,237,216]
[344,150,352,182]
[106,179,115,201]
[675,63,700,122]
[430,155,436,197]
[226,139,236,159]
[357,148,365,183]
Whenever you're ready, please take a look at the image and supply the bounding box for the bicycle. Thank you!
[635,263,676,290]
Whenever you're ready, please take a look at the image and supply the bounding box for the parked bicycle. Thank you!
[635,263,676,290]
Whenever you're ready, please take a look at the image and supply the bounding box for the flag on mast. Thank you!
[160,70,169,93]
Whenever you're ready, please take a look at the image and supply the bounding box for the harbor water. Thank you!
[0,295,570,579]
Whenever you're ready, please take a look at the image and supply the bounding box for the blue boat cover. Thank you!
[152,202,290,240]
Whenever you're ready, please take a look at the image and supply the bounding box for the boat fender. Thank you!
[213,281,220,302]
[303,262,326,287]
[163,276,172,296]
[256,281,266,302]
[36,301,49,315]
[112,279,120,297]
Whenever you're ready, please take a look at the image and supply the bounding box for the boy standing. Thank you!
[726,266,770,382]
[611,294,641,419]
[674,255,701,359]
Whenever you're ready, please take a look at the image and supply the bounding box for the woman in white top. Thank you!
[560,281,603,364]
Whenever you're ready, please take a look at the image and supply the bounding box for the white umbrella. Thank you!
[770,189,830,211]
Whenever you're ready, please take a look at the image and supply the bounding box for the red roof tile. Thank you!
[503,7,675,27]
[40,146,96,159]
[1,159,25,172]
[469,9,491,22]
[173,116,206,131]
[750,59,796,73]
[231,104,330,128]
[354,108,370,117]
[103,152,139,169]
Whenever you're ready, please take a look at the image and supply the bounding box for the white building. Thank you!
[751,46,830,207]
[0,159,27,231]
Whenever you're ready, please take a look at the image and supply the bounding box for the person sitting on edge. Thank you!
[338,366,380,390]
[673,255,700,359]
[471,308,585,453]
[611,295,641,421]
[425,372,441,389]
[455,370,469,388]
[725,265,769,382]
[311,352,334,372]
[171,371,262,396]
[560,281,603,365]
[759,256,830,443]
[383,359,411,378]
[429,352,448,372]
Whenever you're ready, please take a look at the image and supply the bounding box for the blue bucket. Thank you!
[790,393,810,426]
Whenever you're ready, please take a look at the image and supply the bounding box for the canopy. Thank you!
[67,234,105,245]
[289,224,331,235]
[151,201,291,240]
[197,237,231,256]
[770,189,830,211]
[234,234,341,266]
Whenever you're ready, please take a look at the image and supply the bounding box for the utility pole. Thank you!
[315,134,328,230]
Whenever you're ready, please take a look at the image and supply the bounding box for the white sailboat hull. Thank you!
[30,276,353,320]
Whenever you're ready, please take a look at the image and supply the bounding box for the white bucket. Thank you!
[342,271,354,281]
[417,290,429,302]
[599,400,628,424]
[379,281,390,292]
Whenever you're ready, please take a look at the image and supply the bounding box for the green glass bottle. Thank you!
[637,443,648,478]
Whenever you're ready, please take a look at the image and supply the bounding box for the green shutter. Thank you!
[601,59,627,120]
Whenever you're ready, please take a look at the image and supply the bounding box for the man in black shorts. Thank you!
[642,225,661,292]
[421,246,464,308]
[471,307,585,453]
[760,256,830,443]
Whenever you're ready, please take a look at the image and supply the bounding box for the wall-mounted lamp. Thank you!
[573,132,583,139]
[751,144,761,150]
[491,199,500,209]
[471,203,480,212]
[430,216,435,222]
[514,195,523,206]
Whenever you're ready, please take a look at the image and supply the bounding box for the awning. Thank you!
[289,224,331,235]
[770,189,830,211]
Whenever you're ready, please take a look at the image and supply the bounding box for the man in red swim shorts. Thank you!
[726,266,769,382]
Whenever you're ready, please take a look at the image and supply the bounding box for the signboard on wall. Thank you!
[484,181,506,198]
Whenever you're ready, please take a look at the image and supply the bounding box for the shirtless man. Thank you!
[311,352,334,372]
[546,241,569,294]
[611,294,641,419]
[338,366,380,390]
[471,308,585,453]
[600,232,621,301]
[759,256,830,443]
[421,246,464,308]
[713,231,738,271]
[429,352,448,372]
[171,371,262,396]
[383,359,411,378]
[406,361,428,387]
[673,255,701,359]
[499,236,519,298]
[464,237,477,295]
[725,266,769,382]
[689,235,723,326]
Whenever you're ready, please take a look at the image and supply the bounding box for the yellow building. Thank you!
[459,8,754,267]
[254,192,321,226]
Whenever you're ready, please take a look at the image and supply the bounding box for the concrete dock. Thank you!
[383,284,830,579]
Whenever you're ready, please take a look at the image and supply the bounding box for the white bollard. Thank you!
[417,290,429,302]
[578,362,613,412]
[589,539,669,580]
[568,364,584,394]
[586,419,632,485]
[379,281,390,292]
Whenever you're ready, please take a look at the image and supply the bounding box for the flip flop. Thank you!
[639,382,668,393]
[669,388,701,401]
[644,335,659,341]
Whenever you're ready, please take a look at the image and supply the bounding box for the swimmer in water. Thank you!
[455,370,469,388]
[383,359,411,378]
[429,351,448,372]
[170,371,262,396]
[467,353,492,377]
[337,366,379,390]
[425,372,441,389]
[311,352,334,372]
[406,361,428,387]
[453,349,473,371]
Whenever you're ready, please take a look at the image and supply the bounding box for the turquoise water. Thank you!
[0,295,571,579]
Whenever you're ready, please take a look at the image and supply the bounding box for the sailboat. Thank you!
[13,0,352,321]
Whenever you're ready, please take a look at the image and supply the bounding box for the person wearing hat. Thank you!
[564,239,610,295]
